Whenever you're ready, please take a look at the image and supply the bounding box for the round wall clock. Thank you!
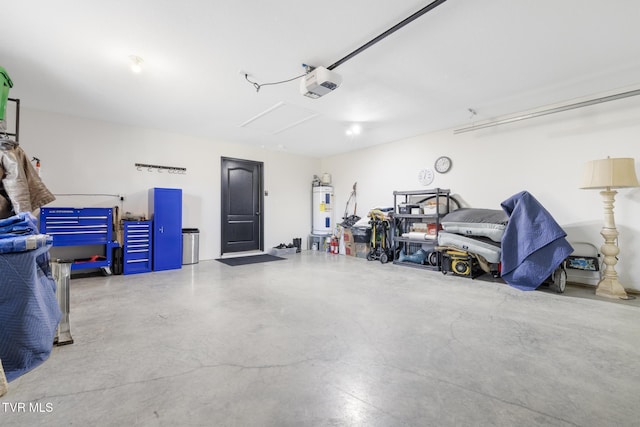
[418,168,435,186]
[434,156,453,174]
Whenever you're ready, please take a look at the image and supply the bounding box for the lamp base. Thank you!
[595,277,629,299]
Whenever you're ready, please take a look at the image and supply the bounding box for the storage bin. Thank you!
[351,227,371,243]
[397,204,419,214]
[269,247,297,256]
[421,201,449,215]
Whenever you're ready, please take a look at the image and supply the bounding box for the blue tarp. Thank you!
[0,212,60,381]
[500,191,574,291]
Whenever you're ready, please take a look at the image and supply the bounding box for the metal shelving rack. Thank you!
[390,188,451,270]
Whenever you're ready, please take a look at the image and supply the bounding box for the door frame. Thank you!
[220,157,264,256]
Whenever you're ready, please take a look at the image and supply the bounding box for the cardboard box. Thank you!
[411,222,429,233]
[344,241,356,256]
[342,228,355,256]
[411,222,442,235]
[427,223,442,235]
[344,243,356,256]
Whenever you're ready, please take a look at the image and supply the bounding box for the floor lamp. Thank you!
[581,157,639,299]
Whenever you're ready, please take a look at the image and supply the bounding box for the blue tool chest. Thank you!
[39,207,118,272]
[122,220,152,275]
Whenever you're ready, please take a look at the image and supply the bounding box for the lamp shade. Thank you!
[581,157,640,189]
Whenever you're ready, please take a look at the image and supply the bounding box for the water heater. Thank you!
[312,186,333,235]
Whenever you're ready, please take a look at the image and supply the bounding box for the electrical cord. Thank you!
[54,193,125,215]
[244,69,308,92]
[244,72,307,92]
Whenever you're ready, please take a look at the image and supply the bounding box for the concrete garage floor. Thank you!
[2,251,639,426]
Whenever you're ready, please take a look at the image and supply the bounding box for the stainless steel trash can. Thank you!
[182,228,200,265]
[52,259,74,346]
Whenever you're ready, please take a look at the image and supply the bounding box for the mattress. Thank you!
[441,208,508,242]
[437,231,502,263]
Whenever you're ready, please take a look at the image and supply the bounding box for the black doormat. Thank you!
[216,254,285,266]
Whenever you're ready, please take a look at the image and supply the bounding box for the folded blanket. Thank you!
[0,246,61,381]
[500,191,573,291]
[0,234,53,254]
[0,212,39,237]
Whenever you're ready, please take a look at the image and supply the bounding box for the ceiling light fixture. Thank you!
[129,55,143,73]
[346,124,362,137]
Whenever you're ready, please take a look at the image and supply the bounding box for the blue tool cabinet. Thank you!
[39,207,118,273]
[149,188,182,271]
[123,220,152,275]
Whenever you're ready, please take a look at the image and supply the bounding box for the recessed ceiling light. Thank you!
[346,123,362,136]
[129,55,143,73]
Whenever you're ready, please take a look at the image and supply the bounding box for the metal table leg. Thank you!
[52,259,74,346]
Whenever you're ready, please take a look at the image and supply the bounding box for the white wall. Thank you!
[19,109,319,260]
[16,99,640,291]
[322,96,640,291]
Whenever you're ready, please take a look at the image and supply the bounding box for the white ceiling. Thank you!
[3,1,640,157]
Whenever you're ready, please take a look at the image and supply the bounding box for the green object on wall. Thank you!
[0,66,13,122]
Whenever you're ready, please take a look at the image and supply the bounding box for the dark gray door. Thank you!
[221,157,263,255]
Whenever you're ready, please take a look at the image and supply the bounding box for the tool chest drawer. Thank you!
[123,220,152,275]
[40,208,112,246]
